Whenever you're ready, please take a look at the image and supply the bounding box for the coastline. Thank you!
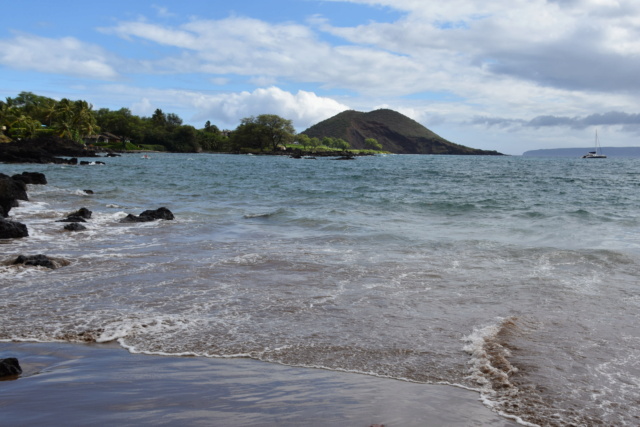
[1,341,518,426]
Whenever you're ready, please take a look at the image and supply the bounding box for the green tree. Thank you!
[8,113,41,139]
[96,108,144,142]
[142,126,170,148]
[197,127,227,151]
[0,101,12,131]
[6,91,56,124]
[71,100,98,138]
[308,137,321,152]
[166,113,183,130]
[364,138,382,150]
[168,125,200,152]
[231,114,295,151]
[334,138,351,150]
[259,114,295,151]
[230,118,263,151]
[48,99,98,141]
[296,134,310,150]
[51,98,74,139]
[151,109,167,128]
[203,120,220,134]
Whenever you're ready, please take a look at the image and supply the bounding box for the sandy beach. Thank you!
[0,342,517,426]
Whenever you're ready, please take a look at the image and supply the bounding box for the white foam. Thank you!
[96,314,198,344]
[462,318,517,393]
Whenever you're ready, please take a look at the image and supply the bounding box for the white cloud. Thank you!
[248,76,279,87]
[210,77,230,86]
[191,86,350,130]
[323,0,640,92]
[102,85,349,131]
[102,16,427,95]
[152,5,176,18]
[99,1,640,105]
[131,97,154,117]
[0,34,119,80]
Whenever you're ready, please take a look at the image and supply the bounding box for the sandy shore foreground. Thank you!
[0,342,517,427]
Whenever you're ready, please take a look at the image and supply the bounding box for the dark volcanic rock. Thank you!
[57,207,92,223]
[0,358,22,377]
[14,254,56,268]
[64,223,87,231]
[69,207,92,219]
[120,207,175,223]
[0,136,97,164]
[139,207,174,220]
[0,218,29,238]
[57,216,87,223]
[120,213,143,223]
[11,171,47,185]
[0,174,29,217]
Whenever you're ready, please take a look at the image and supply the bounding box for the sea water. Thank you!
[1,153,639,426]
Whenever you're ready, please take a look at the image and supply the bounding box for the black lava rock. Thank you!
[14,254,56,269]
[0,358,22,377]
[0,218,29,238]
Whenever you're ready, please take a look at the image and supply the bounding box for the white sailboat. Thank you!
[582,129,607,158]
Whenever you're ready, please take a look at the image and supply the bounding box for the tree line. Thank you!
[0,91,381,153]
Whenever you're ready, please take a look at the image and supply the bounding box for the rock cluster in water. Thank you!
[120,207,175,223]
[57,207,93,224]
[0,358,22,378]
[13,254,58,269]
[0,218,28,238]
[0,172,42,238]
[2,170,175,266]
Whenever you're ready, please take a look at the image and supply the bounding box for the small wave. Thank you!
[220,253,267,265]
[416,200,477,214]
[462,317,607,426]
[517,211,546,219]
[243,212,273,219]
[243,208,286,219]
[9,200,52,216]
[568,209,591,217]
[463,317,519,396]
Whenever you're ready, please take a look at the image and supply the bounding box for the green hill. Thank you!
[302,109,502,155]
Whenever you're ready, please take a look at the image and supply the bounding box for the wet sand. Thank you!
[0,342,519,426]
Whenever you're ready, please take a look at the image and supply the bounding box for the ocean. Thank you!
[2,153,639,426]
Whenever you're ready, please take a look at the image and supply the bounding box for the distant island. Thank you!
[523,147,640,157]
[303,109,502,155]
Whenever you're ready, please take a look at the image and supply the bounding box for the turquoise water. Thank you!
[2,153,640,425]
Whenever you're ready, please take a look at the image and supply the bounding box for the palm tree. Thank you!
[0,101,10,130]
[72,100,98,140]
[9,114,41,139]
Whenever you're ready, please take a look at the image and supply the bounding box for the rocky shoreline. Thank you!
[0,135,118,164]
[1,170,175,240]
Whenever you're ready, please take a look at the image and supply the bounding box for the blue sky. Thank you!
[2,0,640,154]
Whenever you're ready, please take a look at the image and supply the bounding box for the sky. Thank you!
[2,0,640,155]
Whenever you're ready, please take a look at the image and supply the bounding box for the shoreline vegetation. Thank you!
[1,91,502,157]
